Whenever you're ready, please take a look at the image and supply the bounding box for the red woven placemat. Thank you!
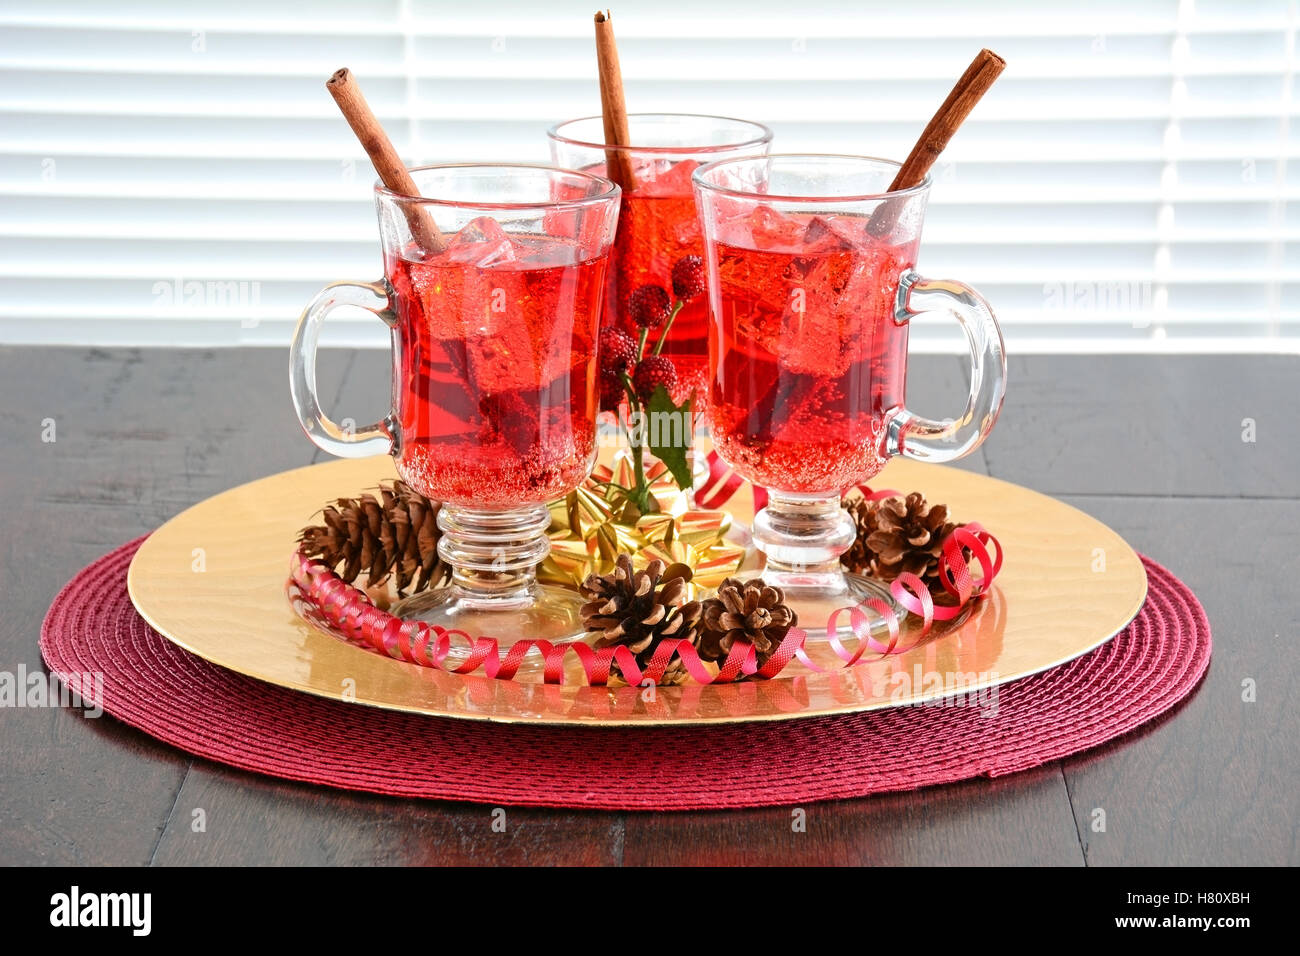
[39,536,1210,810]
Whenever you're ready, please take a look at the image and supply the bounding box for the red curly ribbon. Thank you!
[290,520,1001,688]
[291,451,999,685]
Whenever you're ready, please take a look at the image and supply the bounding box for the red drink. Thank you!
[550,116,773,410]
[706,211,919,493]
[606,162,706,358]
[576,159,706,397]
[386,223,607,508]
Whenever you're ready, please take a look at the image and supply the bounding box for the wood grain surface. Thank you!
[2,347,1293,866]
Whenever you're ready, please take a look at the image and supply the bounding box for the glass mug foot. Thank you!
[386,502,590,672]
[746,569,903,639]
[390,584,590,676]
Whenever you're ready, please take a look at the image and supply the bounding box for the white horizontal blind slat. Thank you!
[0,0,1295,350]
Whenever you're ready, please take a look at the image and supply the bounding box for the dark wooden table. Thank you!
[2,348,1295,866]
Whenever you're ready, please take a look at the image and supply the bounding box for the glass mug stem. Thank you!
[749,489,896,621]
[751,491,855,582]
[436,503,552,609]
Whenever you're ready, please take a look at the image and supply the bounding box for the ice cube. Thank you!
[443,216,519,269]
[515,235,580,268]
[802,215,862,253]
[631,158,673,195]
[477,389,539,457]
[643,158,699,197]
[775,250,869,378]
[672,212,702,246]
[744,204,806,251]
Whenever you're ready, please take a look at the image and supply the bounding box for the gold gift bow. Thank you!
[538,454,746,590]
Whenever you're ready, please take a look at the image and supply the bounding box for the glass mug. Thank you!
[692,154,1006,628]
[290,164,621,654]
[548,113,772,402]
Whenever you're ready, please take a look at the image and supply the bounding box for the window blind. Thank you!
[1,0,1295,351]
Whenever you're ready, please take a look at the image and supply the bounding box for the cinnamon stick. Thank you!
[867,49,1005,238]
[593,11,636,191]
[326,67,445,255]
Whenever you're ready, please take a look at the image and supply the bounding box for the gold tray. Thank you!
[127,454,1147,726]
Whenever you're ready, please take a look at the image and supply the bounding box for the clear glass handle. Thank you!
[289,279,398,458]
[886,270,1007,463]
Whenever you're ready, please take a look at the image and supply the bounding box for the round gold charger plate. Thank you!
[127,453,1147,726]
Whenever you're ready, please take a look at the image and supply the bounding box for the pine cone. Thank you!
[843,492,962,599]
[297,480,448,596]
[579,554,702,682]
[699,577,798,668]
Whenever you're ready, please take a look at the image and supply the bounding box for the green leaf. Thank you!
[645,385,694,494]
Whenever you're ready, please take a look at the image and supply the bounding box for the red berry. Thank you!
[632,355,678,403]
[599,367,626,412]
[671,255,706,301]
[598,326,637,372]
[627,284,672,329]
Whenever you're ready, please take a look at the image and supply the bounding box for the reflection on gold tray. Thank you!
[127,451,1147,726]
